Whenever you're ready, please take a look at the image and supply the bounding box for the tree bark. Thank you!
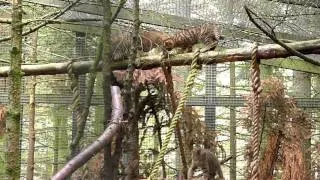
[5,0,23,179]
[122,0,140,179]
[52,123,121,180]
[259,131,282,180]
[26,31,38,180]
[100,0,114,179]
[0,39,319,77]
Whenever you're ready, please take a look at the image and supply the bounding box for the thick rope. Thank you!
[249,43,262,180]
[160,56,188,177]
[148,50,202,180]
[67,60,82,157]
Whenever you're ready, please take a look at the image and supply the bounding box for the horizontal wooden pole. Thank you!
[0,39,319,77]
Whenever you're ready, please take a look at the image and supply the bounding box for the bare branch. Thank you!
[0,0,81,43]
[244,5,320,66]
[52,86,124,179]
[111,0,127,23]
[220,155,233,165]
[0,18,102,26]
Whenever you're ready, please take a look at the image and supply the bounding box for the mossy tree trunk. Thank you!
[100,0,113,179]
[123,0,140,179]
[26,31,38,180]
[5,0,23,179]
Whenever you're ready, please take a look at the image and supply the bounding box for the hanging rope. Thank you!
[160,54,188,177]
[67,60,82,157]
[249,43,262,180]
[148,50,202,180]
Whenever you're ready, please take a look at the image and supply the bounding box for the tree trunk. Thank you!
[100,0,114,179]
[0,39,320,77]
[111,130,124,179]
[123,89,140,180]
[257,64,274,179]
[259,131,282,180]
[52,86,123,180]
[5,0,23,179]
[123,0,140,179]
[26,31,38,180]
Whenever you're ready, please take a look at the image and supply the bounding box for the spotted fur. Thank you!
[139,30,170,52]
[164,24,221,51]
[111,30,170,61]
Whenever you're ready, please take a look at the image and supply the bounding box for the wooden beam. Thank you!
[0,39,319,77]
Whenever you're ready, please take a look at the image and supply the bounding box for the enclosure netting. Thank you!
[0,0,319,179]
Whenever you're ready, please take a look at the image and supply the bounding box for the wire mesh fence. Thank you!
[0,0,319,179]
